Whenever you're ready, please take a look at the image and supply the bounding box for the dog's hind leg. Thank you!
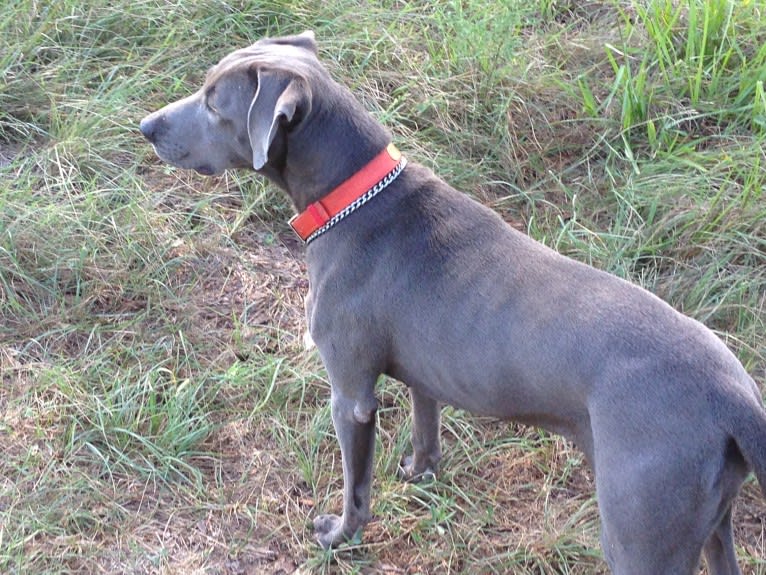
[313,373,378,548]
[594,438,709,574]
[703,507,742,575]
[399,387,441,482]
[597,476,705,575]
[700,436,749,575]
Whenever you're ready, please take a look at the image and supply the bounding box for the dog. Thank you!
[140,31,766,574]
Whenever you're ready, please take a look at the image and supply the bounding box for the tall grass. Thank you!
[1,1,765,573]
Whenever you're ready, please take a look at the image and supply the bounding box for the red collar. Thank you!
[289,143,406,243]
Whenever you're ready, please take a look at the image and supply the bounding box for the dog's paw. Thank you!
[313,513,346,549]
[398,456,436,483]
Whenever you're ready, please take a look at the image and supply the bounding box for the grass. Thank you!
[1,0,765,573]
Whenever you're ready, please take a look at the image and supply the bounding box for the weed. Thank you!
[1,1,764,573]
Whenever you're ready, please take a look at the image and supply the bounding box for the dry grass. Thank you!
[2,1,766,574]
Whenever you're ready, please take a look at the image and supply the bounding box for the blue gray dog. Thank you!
[140,32,766,574]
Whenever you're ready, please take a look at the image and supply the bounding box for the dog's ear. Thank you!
[268,30,317,54]
[247,69,311,170]
[295,30,318,53]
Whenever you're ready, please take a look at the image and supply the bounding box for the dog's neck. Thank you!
[277,81,392,213]
[287,143,405,243]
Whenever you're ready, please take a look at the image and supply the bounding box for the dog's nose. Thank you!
[139,114,163,143]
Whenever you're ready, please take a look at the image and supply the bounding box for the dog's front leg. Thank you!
[313,385,377,548]
[399,387,441,482]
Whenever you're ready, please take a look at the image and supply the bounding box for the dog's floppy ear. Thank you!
[248,69,311,170]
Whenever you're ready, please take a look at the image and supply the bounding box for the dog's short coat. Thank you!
[140,32,766,574]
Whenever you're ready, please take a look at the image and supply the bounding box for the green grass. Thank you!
[1,1,765,573]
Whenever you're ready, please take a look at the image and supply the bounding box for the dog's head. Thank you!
[139,31,318,182]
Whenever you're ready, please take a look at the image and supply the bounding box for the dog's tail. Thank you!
[718,382,766,497]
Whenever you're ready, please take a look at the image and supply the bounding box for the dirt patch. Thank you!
[0,142,20,167]
[135,167,310,364]
[176,227,308,360]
